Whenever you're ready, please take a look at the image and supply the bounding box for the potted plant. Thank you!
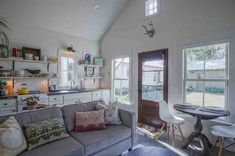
[23,95,39,108]
[0,80,8,96]
[0,16,11,58]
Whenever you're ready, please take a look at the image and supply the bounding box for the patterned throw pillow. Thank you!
[96,100,122,125]
[74,109,106,132]
[0,116,27,156]
[23,116,69,150]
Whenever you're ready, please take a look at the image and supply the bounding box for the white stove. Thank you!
[17,93,48,112]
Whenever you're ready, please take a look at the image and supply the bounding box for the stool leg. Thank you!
[211,137,219,151]
[178,125,185,141]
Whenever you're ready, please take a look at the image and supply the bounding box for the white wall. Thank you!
[100,0,235,145]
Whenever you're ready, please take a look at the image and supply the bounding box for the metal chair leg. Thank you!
[177,125,185,141]
[218,137,225,156]
[172,124,175,147]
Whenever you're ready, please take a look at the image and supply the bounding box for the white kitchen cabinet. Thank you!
[77,92,92,103]
[48,95,63,106]
[92,91,102,101]
[63,92,92,105]
[0,99,17,115]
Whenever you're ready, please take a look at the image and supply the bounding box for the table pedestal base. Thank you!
[181,117,212,156]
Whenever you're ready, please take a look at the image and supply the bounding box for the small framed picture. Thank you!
[86,67,94,76]
[94,58,104,66]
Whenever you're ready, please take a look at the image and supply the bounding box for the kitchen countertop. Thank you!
[47,88,109,95]
[0,88,110,99]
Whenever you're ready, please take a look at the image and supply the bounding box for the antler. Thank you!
[148,21,154,29]
[142,24,149,33]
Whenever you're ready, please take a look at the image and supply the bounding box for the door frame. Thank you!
[138,49,168,125]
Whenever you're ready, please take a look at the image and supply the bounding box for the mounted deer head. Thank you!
[142,21,155,38]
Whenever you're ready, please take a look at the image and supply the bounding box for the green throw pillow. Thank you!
[23,116,69,150]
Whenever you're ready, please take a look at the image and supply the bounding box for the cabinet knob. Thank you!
[4,103,7,106]
[54,98,57,100]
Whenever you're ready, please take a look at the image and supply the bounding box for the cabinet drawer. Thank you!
[92,91,102,100]
[0,99,17,108]
[0,107,16,115]
[48,101,63,106]
[48,95,63,102]
[64,94,78,100]
[77,93,91,100]
[64,99,78,105]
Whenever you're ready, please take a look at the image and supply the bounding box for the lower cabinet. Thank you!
[0,99,17,115]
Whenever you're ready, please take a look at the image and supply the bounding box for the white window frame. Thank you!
[145,0,160,18]
[111,55,132,105]
[183,41,229,110]
[58,50,78,89]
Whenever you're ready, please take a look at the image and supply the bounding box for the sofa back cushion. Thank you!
[0,107,63,127]
[62,102,97,132]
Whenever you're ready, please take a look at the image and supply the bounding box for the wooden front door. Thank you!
[138,49,168,128]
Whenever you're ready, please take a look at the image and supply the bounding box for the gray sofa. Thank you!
[0,101,136,156]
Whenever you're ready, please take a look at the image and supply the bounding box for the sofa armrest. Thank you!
[118,109,136,147]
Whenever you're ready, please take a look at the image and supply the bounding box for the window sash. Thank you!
[183,42,229,109]
[145,0,159,17]
[59,52,77,89]
[112,56,131,104]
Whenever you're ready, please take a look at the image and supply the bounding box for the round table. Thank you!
[174,104,230,156]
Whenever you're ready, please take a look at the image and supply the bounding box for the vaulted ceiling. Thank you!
[0,0,128,41]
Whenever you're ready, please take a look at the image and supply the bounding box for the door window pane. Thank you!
[205,81,225,108]
[114,80,129,104]
[185,81,203,106]
[142,60,164,101]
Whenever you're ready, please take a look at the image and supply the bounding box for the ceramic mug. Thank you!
[34,56,39,61]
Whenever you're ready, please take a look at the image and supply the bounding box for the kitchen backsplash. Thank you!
[14,79,48,92]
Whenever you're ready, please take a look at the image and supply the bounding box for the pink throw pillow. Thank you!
[74,109,106,132]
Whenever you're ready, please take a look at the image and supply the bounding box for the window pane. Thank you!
[114,57,129,79]
[186,50,204,79]
[114,80,129,104]
[205,81,225,109]
[185,81,203,106]
[68,58,75,71]
[145,0,158,16]
[205,43,226,79]
[61,57,68,70]
[61,71,69,87]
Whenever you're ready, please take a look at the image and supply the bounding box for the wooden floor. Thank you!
[135,133,235,156]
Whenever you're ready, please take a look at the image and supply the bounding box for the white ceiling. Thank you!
[0,0,128,41]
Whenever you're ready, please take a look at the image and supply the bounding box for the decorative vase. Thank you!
[1,89,8,96]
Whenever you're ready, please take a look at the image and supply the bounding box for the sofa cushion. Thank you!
[0,116,27,156]
[62,102,97,131]
[96,101,122,125]
[74,110,106,132]
[0,107,63,127]
[23,116,69,150]
[19,137,84,156]
[70,125,131,156]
